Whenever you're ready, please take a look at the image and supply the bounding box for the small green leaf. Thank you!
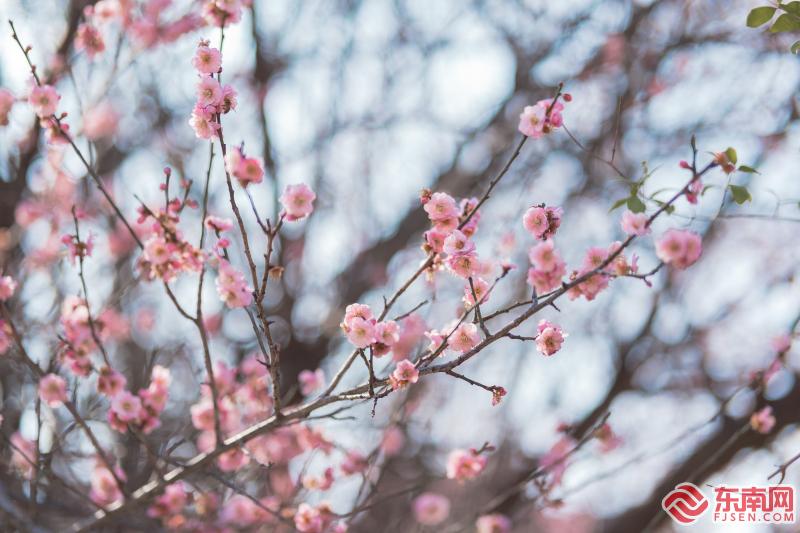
[792,40,800,54]
[747,6,777,27]
[701,184,716,195]
[725,147,738,165]
[783,1,800,15]
[738,165,760,174]
[627,195,646,213]
[729,184,752,204]
[770,13,800,32]
[609,197,628,212]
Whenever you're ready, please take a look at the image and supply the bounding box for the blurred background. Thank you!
[1,0,800,531]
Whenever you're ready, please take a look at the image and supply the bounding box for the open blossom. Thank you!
[189,104,219,139]
[655,229,702,269]
[527,240,566,294]
[523,205,563,240]
[97,366,127,397]
[215,258,253,308]
[518,98,565,139]
[389,359,419,390]
[197,76,223,107]
[413,493,450,526]
[450,322,480,353]
[39,373,68,407]
[111,390,142,423]
[528,240,561,272]
[28,85,60,118]
[620,210,650,236]
[0,88,15,125]
[192,43,222,74]
[536,320,566,356]
[373,320,400,356]
[476,514,512,533]
[463,277,490,307]
[280,183,316,221]
[750,406,775,434]
[446,449,487,482]
[447,252,480,278]
[423,191,459,222]
[443,229,475,256]
[344,316,376,348]
[76,23,105,58]
[299,368,325,396]
[90,462,125,507]
[0,275,17,300]
[225,147,264,186]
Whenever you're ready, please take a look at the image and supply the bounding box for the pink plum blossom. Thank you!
[389,359,419,390]
[620,210,650,236]
[413,493,450,526]
[39,373,67,407]
[28,85,60,118]
[655,229,702,269]
[280,183,316,221]
[192,43,222,74]
[446,448,487,482]
[449,322,480,353]
[535,320,566,356]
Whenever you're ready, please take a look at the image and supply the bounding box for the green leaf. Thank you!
[627,195,646,213]
[701,184,716,195]
[770,13,800,32]
[747,6,777,27]
[792,40,800,54]
[725,147,738,165]
[783,1,800,15]
[738,165,760,174]
[609,197,628,212]
[729,184,752,204]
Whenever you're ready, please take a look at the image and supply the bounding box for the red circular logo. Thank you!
[662,483,709,525]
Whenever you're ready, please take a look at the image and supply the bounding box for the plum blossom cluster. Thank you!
[421,191,484,279]
[425,321,481,356]
[566,241,639,301]
[107,365,171,435]
[523,205,563,240]
[517,95,569,139]
[340,303,400,354]
[137,197,204,283]
[188,40,237,139]
[655,229,703,270]
[190,356,273,471]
